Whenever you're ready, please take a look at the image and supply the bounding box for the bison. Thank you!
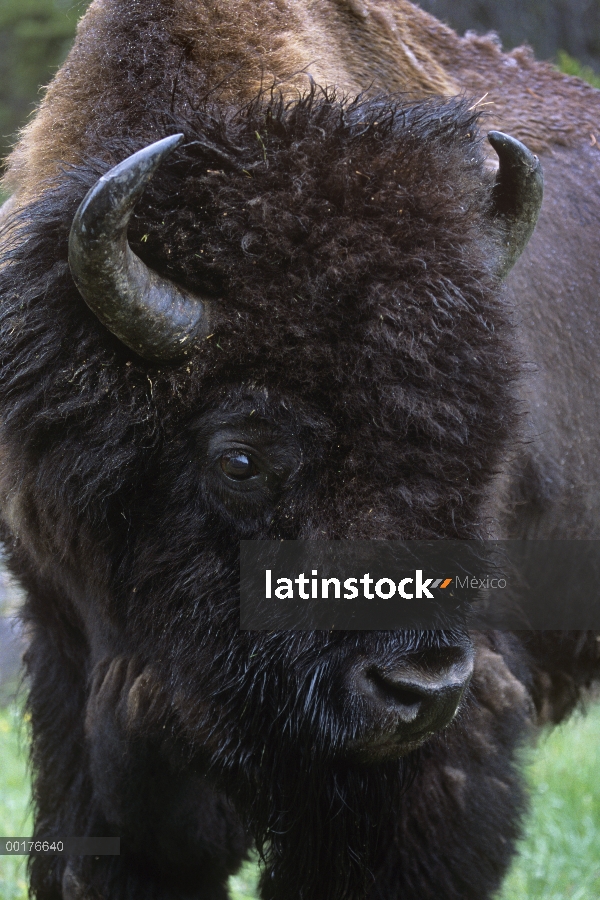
[0,1,599,898]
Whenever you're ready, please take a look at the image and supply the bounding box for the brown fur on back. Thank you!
[5,0,600,204]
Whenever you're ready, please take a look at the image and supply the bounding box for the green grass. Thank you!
[0,704,32,900]
[498,701,600,900]
[1,703,599,899]
[229,862,260,900]
[556,50,600,90]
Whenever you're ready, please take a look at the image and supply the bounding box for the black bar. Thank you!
[0,837,120,855]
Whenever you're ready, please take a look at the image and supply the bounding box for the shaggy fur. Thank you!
[0,93,516,545]
[0,92,542,900]
[1,3,600,900]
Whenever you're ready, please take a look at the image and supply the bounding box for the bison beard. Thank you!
[176,629,458,900]
[195,631,425,900]
[241,756,409,900]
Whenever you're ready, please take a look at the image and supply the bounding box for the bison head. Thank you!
[0,91,541,899]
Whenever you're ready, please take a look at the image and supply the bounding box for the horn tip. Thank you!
[141,133,186,166]
[160,133,186,151]
[487,130,507,146]
[487,131,541,172]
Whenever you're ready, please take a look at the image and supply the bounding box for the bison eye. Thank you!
[220,451,259,481]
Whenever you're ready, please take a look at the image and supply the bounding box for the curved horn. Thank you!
[69,134,209,361]
[487,131,544,279]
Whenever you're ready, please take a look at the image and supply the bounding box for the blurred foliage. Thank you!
[556,50,600,89]
[0,0,90,172]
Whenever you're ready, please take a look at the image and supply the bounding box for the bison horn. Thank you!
[69,134,209,361]
[487,131,544,279]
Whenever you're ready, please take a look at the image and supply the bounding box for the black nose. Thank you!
[349,645,474,752]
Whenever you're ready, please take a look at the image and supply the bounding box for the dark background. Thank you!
[418,0,600,71]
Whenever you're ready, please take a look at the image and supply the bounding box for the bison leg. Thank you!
[370,633,534,900]
[66,654,250,900]
[27,634,249,900]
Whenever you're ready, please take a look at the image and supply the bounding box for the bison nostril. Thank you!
[349,645,474,751]
[365,668,427,722]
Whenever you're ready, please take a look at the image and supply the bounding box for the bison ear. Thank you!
[69,134,210,362]
[487,131,544,279]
